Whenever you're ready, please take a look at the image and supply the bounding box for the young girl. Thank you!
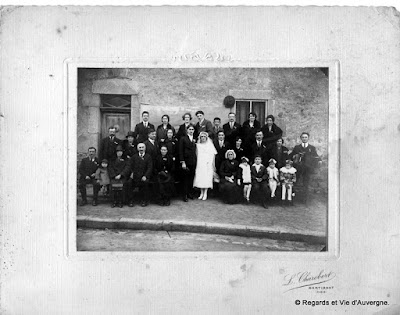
[238,156,252,203]
[95,159,111,198]
[267,158,280,199]
[280,160,297,206]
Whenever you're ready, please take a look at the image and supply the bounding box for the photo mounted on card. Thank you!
[66,59,339,256]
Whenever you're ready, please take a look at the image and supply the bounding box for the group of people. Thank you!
[78,110,322,208]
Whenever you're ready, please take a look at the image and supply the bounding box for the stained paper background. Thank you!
[0,6,399,314]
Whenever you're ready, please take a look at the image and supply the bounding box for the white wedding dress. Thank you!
[193,139,217,189]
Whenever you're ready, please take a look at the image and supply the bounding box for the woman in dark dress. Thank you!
[233,136,245,162]
[156,114,176,145]
[268,137,289,170]
[154,145,176,206]
[242,112,261,156]
[219,149,241,204]
[261,114,283,149]
[176,112,193,140]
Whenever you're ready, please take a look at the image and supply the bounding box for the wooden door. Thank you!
[101,112,131,140]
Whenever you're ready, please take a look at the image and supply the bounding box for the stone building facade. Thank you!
[78,67,329,192]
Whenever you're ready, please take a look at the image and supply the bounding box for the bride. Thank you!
[193,131,217,200]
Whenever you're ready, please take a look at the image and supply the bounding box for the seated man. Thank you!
[122,143,153,207]
[78,147,101,206]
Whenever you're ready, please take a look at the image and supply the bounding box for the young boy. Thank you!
[267,158,280,199]
[250,155,269,209]
[109,145,128,208]
[95,159,111,199]
[237,156,252,203]
[280,160,297,206]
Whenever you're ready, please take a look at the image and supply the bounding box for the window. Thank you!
[235,100,272,126]
[100,94,131,112]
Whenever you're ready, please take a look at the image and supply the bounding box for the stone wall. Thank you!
[78,67,329,192]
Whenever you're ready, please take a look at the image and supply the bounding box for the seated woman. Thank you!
[233,136,245,162]
[154,145,175,206]
[219,150,241,204]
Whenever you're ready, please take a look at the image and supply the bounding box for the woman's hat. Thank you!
[116,145,123,152]
[268,158,277,164]
[285,159,293,165]
[101,159,108,164]
[126,131,135,138]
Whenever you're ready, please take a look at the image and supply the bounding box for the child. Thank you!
[237,156,252,203]
[280,160,297,206]
[109,145,127,208]
[250,155,269,209]
[95,159,111,199]
[267,158,280,199]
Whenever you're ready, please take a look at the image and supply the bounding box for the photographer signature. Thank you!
[283,270,336,292]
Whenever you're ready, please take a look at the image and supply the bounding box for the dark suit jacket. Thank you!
[99,136,122,161]
[261,123,283,147]
[195,119,213,138]
[210,125,224,140]
[289,144,321,170]
[122,153,153,183]
[223,122,242,144]
[213,139,231,172]
[134,122,155,144]
[268,145,289,170]
[250,141,269,165]
[143,139,159,161]
[250,164,269,183]
[79,157,99,180]
[178,135,197,167]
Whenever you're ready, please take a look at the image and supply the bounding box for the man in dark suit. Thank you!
[134,111,155,144]
[78,147,101,206]
[213,130,230,174]
[289,132,322,201]
[179,124,197,201]
[223,112,241,145]
[99,126,122,162]
[210,117,224,140]
[195,110,213,139]
[122,143,153,207]
[143,129,159,162]
[250,131,268,165]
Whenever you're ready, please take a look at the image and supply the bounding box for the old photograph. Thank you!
[76,67,329,251]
